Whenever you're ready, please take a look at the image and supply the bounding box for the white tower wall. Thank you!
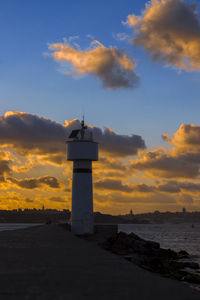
[67,141,98,161]
[67,140,98,235]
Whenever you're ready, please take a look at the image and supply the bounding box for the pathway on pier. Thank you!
[0,225,199,299]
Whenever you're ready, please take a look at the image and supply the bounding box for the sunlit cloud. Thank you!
[126,0,200,71]
[49,40,140,89]
[163,123,200,148]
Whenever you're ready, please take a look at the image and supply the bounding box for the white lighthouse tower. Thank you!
[67,118,98,235]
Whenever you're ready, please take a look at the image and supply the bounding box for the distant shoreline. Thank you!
[0,209,200,224]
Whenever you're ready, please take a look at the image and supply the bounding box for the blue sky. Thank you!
[1,0,200,147]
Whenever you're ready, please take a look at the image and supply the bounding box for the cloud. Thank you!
[157,181,180,193]
[0,111,145,159]
[7,176,60,189]
[95,179,155,193]
[0,151,12,176]
[130,148,200,178]
[95,179,133,192]
[163,124,200,147]
[126,0,200,71]
[177,194,193,205]
[92,127,146,156]
[157,180,200,194]
[96,191,176,204]
[25,198,34,203]
[49,196,66,203]
[49,40,140,89]
[129,122,200,179]
[95,177,200,198]
[0,159,11,176]
[112,32,130,42]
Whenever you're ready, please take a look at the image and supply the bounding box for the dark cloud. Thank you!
[95,179,132,192]
[25,198,34,203]
[130,149,200,178]
[127,0,200,71]
[157,180,200,194]
[95,127,146,156]
[0,160,11,176]
[95,179,155,193]
[8,176,60,189]
[0,111,145,159]
[95,178,200,196]
[49,197,66,203]
[0,151,12,176]
[157,182,181,193]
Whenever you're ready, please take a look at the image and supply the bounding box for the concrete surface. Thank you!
[0,224,199,300]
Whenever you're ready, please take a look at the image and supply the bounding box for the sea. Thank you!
[0,223,40,232]
[118,223,200,265]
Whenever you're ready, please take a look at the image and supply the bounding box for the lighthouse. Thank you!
[67,118,98,235]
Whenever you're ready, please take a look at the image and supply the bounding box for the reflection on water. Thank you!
[118,223,200,264]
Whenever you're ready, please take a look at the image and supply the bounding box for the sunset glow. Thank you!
[1,0,200,214]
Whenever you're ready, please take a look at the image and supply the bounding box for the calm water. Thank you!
[118,223,200,265]
[0,223,40,231]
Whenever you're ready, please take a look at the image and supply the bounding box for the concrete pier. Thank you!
[0,225,199,299]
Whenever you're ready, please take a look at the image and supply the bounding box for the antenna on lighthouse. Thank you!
[80,115,87,140]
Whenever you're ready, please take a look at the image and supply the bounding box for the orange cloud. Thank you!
[126,0,200,71]
[49,40,140,89]
[163,124,200,148]
[129,122,200,179]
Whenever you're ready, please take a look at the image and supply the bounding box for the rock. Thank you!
[159,248,178,260]
[100,231,200,285]
[129,232,142,240]
[183,262,199,270]
[182,273,200,284]
[178,250,190,259]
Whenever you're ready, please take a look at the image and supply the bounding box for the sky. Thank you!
[1,0,200,214]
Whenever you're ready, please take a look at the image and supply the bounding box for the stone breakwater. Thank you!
[100,231,200,284]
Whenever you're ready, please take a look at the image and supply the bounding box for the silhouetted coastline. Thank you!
[0,209,200,224]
